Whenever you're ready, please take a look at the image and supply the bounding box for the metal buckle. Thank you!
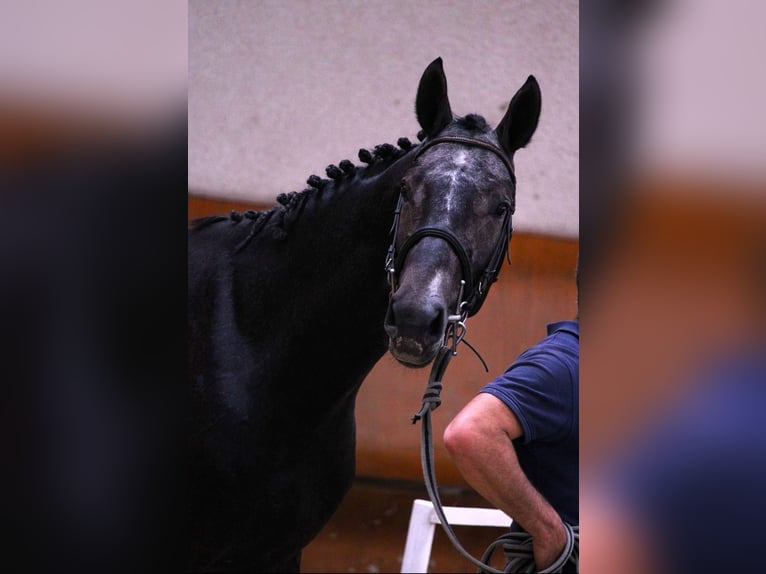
[385,246,396,291]
[445,280,469,355]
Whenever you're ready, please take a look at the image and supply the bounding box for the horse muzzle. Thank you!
[384,295,446,368]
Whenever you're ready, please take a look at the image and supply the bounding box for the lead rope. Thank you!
[411,290,578,573]
[479,525,579,573]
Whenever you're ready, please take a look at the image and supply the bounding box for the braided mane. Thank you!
[190,134,423,253]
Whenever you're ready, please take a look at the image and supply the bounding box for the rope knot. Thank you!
[411,379,443,423]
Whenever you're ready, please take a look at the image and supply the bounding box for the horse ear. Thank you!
[496,75,541,154]
[416,57,453,137]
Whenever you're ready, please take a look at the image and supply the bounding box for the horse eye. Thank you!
[495,202,510,216]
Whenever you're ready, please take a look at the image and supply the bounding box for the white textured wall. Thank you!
[189,0,578,238]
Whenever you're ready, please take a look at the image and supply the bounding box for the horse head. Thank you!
[384,57,541,367]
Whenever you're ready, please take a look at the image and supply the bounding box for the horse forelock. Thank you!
[456,113,489,133]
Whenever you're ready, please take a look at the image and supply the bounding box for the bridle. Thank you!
[384,135,516,323]
[387,136,579,573]
[385,135,517,572]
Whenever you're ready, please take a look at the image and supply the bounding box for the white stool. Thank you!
[400,498,513,573]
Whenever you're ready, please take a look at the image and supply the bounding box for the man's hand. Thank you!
[532,518,567,571]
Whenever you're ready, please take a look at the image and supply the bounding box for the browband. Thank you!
[412,135,516,185]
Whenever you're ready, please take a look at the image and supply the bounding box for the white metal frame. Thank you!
[400,498,513,573]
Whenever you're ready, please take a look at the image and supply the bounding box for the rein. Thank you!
[411,309,579,573]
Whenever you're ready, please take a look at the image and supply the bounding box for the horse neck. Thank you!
[233,153,413,402]
[299,171,402,256]
[286,151,410,263]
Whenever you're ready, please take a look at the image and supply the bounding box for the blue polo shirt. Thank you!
[479,320,579,527]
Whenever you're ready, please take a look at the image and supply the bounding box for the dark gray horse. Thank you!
[187,57,540,572]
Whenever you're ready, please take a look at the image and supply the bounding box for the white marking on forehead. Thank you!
[444,151,467,212]
[426,271,449,300]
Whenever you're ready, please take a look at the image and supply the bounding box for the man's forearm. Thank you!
[449,430,562,537]
[443,393,569,568]
[446,427,567,569]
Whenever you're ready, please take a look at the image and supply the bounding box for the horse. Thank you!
[187,57,541,572]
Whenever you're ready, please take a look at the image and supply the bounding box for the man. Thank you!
[443,272,578,571]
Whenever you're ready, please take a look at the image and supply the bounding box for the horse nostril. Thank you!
[386,296,446,347]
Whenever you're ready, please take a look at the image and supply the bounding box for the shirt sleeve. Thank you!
[479,345,575,444]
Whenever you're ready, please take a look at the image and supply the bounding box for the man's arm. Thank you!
[443,392,567,570]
